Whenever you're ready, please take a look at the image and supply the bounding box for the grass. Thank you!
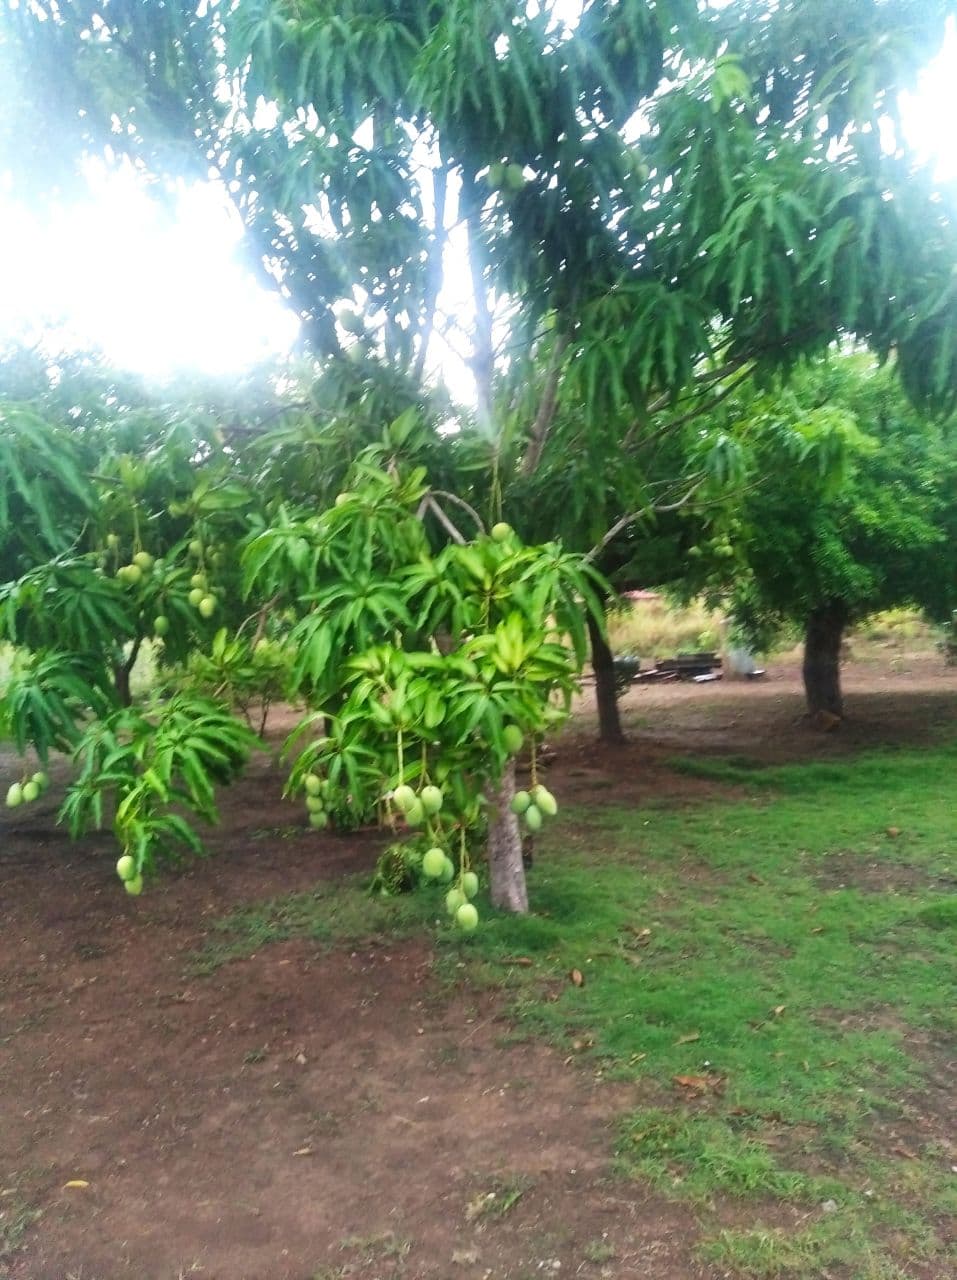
[193,741,957,1278]
[188,874,436,975]
[605,599,945,671]
[852,608,941,648]
[465,1174,532,1222]
[0,1194,41,1259]
[606,595,722,661]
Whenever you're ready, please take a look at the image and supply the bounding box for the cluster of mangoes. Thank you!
[5,770,49,808]
[115,854,144,896]
[303,772,334,829]
[392,782,444,828]
[421,845,480,932]
[511,782,558,832]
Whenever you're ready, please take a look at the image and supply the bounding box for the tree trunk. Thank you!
[486,759,529,913]
[112,637,142,708]
[113,663,131,706]
[803,602,847,718]
[587,609,625,745]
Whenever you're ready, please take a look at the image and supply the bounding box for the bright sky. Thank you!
[0,161,300,379]
[0,18,955,384]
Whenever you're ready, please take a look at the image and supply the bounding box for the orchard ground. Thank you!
[1,641,955,1280]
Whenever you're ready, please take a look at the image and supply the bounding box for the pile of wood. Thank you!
[612,652,723,687]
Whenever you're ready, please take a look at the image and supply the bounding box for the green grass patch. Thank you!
[0,1195,41,1260]
[194,741,957,1277]
[188,875,439,975]
[616,1108,842,1203]
[669,741,957,792]
[700,1216,934,1280]
[915,895,957,930]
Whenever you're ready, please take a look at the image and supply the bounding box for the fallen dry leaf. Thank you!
[292,1148,313,1158]
[772,1005,786,1017]
[886,826,902,838]
[675,1031,701,1045]
[891,1145,917,1160]
[747,873,765,884]
[465,1192,496,1222]
[673,1073,724,1095]
[63,1180,89,1189]
[569,968,585,987]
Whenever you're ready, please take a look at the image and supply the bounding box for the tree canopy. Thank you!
[0,348,603,912]
[676,354,957,716]
[7,0,957,426]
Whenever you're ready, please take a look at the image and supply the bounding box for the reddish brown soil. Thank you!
[1,755,713,1280]
[1,654,954,1280]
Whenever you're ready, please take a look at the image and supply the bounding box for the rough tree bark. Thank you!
[587,609,625,745]
[802,601,847,718]
[112,638,142,708]
[486,758,529,913]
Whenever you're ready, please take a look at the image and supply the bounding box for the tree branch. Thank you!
[419,495,467,544]
[621,357,755,451]
[429,489,486,535]
[413,160,449,382]
[645,366,755,439]
[235,595,283,644]
[520,331,571,477]
[585,477,706,562]
[460,174,495,433]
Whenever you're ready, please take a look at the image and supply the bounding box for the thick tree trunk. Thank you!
[803,602,847,718]
[587,609,625,745]
[486,759,529,913]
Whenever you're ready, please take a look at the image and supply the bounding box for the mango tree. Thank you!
[0,360,601,912]
[696,357,957,718]
[240,452,602,913]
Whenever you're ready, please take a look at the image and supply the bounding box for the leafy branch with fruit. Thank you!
[1,391,604,919]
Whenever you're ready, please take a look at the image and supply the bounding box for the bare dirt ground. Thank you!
[559,649,957,808]
[1,651,954,1280]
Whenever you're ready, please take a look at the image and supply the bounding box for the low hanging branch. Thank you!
[417,494,467,544]
[428,489,486,536]
[621,358,756,452]
[242,595,283,648]
[585,476,706,563]
[586,470,772,564]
